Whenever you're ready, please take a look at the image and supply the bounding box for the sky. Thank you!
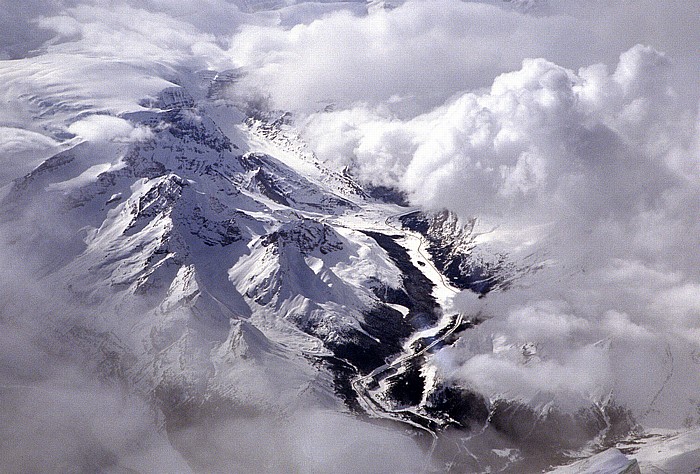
[0,0,699,470]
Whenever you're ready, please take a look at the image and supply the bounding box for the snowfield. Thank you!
[1,0,698,472]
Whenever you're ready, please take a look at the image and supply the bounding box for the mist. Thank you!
[0,194,432,472]
[1,0,698,471]
[297,4,699,429]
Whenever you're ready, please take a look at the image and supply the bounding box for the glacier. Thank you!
[1,1,698,473]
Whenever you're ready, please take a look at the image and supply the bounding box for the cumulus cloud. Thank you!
[226,0,699,115]
[306,45,692,226]
[230,1,589,113]
[434,260,700,426]
[302,39,699,426]
[67,115,153,143]
[1,0,699,468]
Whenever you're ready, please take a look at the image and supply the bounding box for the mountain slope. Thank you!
[3,64,694,473]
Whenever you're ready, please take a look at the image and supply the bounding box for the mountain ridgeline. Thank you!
[0,73,638,472]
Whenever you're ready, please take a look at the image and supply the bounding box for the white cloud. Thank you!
[1,0,699,461]
[0,127,64,184]
[230,1,591,113]
[225,1,698,115]
[301,41,699,425]
[0,127,58,155]
[175,409,429,473]
[306,45,695,229]
[67,115,153,143]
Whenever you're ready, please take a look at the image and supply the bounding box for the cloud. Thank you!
[226,0,699,115]
[229,1,590,113]
[0,239,193,473]
[67,115,153,142]
[306,45,694,227]
[34,3,230,69]
[0,0,63,59]
[0,127,58,156]
[171,409,429,473]
[0,128,63,184]
[1,0,699,467]
[0,375,193,473]
[302,42,699,425]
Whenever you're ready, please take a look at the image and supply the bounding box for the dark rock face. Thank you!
[401,210,507,295]
[361,230,439,330]
[262,219,343,255]
[325,306,410,375]
[124,146,169,179]
[412,315,480,354]
[319,230,443,377]
[425,383,490,430]
[366,184,410,207]
[10,151,76,195]
[168,108,235,153]
[239,152,357,212]
[187,210,242,247]
[489,399,638,453]
[125,175,185,234]
[385,356,426,408]
[318,356,363,413]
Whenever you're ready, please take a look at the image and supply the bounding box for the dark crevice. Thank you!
[361,230,439,329]
[400,211,503,295]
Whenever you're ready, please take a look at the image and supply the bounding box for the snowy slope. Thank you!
[0,63,436,422]
[3,53,698,473]
[549,428,700,473]
[548,448,640,474]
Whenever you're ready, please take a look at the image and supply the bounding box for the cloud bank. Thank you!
[230,0,699,113]
[299,38,698,426]
[0,0,698,469]
[302,37,699,425]
[306,44,696,231]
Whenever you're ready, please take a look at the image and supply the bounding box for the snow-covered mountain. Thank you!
[2,0,699,471]
[2,39,698,471]
[0,67,635,472]
[0,68,459,468]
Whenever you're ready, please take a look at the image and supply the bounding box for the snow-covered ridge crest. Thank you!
[0,73,431,410]
[2,58,695,472]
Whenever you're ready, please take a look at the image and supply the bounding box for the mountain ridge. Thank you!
[0,70,663,472]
